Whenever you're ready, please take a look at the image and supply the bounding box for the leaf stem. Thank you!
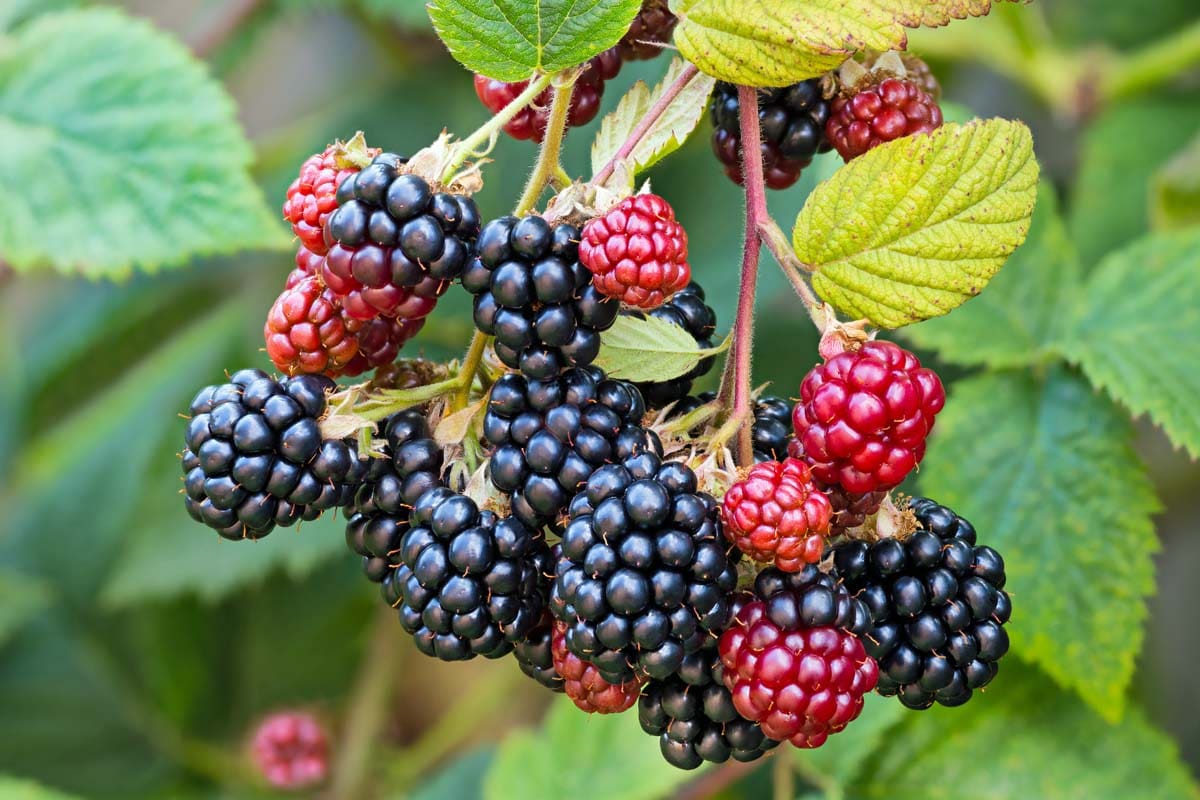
[592,62,701,187]
[452,330,490,411]
[441,73,556,183]
[1102,19,1200,102]
[757,218,825,330]
[514,80,576,215]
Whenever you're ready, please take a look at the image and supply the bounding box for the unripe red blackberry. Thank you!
[617,0,677,61]
[721,457,833,572]
[250,711,329,790]
[579,193,691,310]
[287,245,322,289]
[340,315,425,377]
[711,80,831,190]
[626,282,717,410]
[283,139,379,255]
[473,48,622,143]
[833,498,1012,710]
[264,276,361,377]
[826,77,943,161]
[552,619,642,713]
[792,340,945,494]
[718,567,876,748]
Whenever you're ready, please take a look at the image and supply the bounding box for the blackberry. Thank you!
[551,452,738,683]
[463,215,619,380]
[826,77,942,162]
[832,497,1012,710]
[387,487,551,661]
[711,80,831,190]
[513,612,564,691]
[181,370,365,540]
[639,642,778,770]
[669,392,793,463]
[552,619,643,713]
[617,0,677,61]
[626,283,717,410]
[323,151,481,321]
[482,367,661,532]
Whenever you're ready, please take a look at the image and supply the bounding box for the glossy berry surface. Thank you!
[792,340,945,494]
[718,567,876,748]
[513,612,564,691]
[283,142,378,255]
[389,487,550,661]
[627,283,717,410]
[553,620,642,713]
[552,452,738,683]
[323,151,480,321]
[473,48,622,143]
[579,193,690,309]
[617,0,677,61]
[639,643,778,770]
[711,80,831,190]
[833,497,1012,709]
[826,78,943,161]
[482,367,660,531]
[721,458,832,572]
[250,711,329,790]
[182,370,364,540]
[464,216,620,379]
[264,276,360,377]
[751,396,793,462]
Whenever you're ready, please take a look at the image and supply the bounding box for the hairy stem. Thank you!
[441,73,556,183]
[1102,19,1200,102]
[514,81,575,215]
[592,62,701,186]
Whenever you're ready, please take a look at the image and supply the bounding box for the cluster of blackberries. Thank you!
[672,392,794,463]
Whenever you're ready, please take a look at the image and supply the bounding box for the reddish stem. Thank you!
[592,63,701,186]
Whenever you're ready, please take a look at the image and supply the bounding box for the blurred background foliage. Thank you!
[0,1,1198,798]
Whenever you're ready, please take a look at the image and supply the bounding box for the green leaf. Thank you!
[484,696,699,800]
[1151,133,1200,231]
[408,747,496,800]
[903,184,1080,368]
[849,665,1198,799]
[670,0,1014,86]
[1056,229,1200,459]
[591,57,716,185]
[0,0,77,31]
[795,119,1039,328]
[594,314,728,382]
[918,368,1159,720]
[0,776,84,799]
[0,8,287,278]
[1070,98,1200,269]
[427,0,641,82]
[0,570,48,649]
[795,694,906,788]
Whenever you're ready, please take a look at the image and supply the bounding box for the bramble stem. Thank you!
[441,73,556,183]
[514,80,575,215]
[592,62,701,187]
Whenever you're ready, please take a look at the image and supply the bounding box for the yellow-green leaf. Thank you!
[1151,133,1200,231]
[594,314,728,382]
[795,119,1039,328]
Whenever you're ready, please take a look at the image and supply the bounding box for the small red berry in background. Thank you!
[579,194,690,310]
[283,141,377,255]
[826,77,943,161]
[551,620,642,714]
[792,340,945,494]
[721,457,833,572]
[250,711,329,790]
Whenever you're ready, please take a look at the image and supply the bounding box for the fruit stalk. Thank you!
[442,72,557,183]
[515,80,576,214]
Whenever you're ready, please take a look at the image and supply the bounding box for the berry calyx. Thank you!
[552,620,642,714]
[826,77,943,162]
[718,567,876,748]
[283,137,379,256]
[792,340,945,494]
[579,193,691,310]
[264,276,361,377]
[720,457,833,572]
[250,711,329,790]
[711,80,831,190]
[617,0,677,61]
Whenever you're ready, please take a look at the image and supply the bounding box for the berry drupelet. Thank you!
[552,452,739,683]
[579,193,691,309]
[833,497,1012,709]
[552,619,643,714]
[182,370,365,540]
[626,282,718,410]
[721,457,833,572]
[826,77,943,162]
[711,80,831,190]
[482,367,661,532]
[283,140,379,256]
[464,215,620,380]
[264,276,362,377]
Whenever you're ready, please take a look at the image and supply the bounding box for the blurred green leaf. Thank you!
[0,570,48,649]
[427,0,641,82]
[408,747,496,800]
[0,8,287,278]
[794,693,906,788]
[484,696,699,800]
[919,368,1159,721]
[1069,98,1200,269]
[848,666,1198,799]
[1044,0,1200,50]
[1151,134,1200,230]
[0,776,84,799]
[1057,228,1200,458]
[0,0,77,31]
[904,185,1079,368]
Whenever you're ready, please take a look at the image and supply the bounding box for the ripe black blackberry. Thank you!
[551,452,738,683]
[670,393,793,463]
[513,612,564,691]
[639,643,778,770]
[385,487,552,661]
[832,497,1012,709]
[483,367,662,532]
[463,215,619,380]
[343,409,444,585]
[710,80,831,190]
[182,369,365,540]
[323,151,482,320]
[626,282,718,410]
[617,0,677,61]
